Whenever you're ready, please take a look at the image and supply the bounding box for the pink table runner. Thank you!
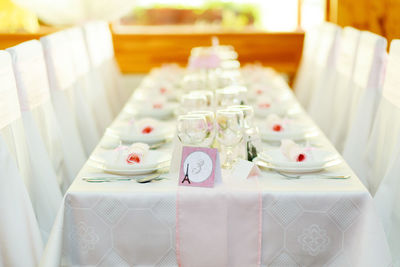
[177,177,262,267]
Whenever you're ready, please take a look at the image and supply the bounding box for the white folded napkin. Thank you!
[112,142,149,165]
[280,139,311,162]
[135,118,160,135]
[257,96,273,109]
[265,114,289,132]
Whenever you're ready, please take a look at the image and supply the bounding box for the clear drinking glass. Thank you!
[177,114,208,146]
[188,110,215,147]
[180,93,208,114]
[228,105,254,128]
[216,109,244,169]
[215,88,241,108]
[189,90,214,109]
[228,105,261,161]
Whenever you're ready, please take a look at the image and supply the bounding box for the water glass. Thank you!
[215,88,241,108]
[180,93,208,114]
[216,109,244,169]
[188,110,215,147]
[177,114,208,146]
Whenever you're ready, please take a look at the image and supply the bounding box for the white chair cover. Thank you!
[0,51,43,266]
[307,23,341,133]
[83,21,126,116]
[41,32,87,191]
[342,33,387,184]
[294,25,323,108]
[374,134,400,266]
[325,27,361,149]
[363,40,400,195]
[54,29,101,155]
[7,41,64,242]
[65,27,108,137]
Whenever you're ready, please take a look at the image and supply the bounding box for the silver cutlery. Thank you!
[83,169,169,183]
[275,170,350,180]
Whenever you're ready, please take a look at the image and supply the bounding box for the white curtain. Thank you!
[12,0,136,26]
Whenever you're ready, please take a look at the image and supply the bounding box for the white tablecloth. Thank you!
[42,96,392,267]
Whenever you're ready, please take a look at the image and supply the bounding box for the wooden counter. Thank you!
[0,25,304,79]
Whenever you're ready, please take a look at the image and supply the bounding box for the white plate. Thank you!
[124,102,178,119]
[254,101,301,117]
[106,121,174,144]
[254,157,342,173]
[89,148,171,175]
[258,148,340,169]
[259,124,319,141]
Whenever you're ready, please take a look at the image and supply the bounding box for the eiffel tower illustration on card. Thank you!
[179,146,221,188]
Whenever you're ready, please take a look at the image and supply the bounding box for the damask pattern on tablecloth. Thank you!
[261,193,363,267]
[61,191,381,266]
[62,193,178,266]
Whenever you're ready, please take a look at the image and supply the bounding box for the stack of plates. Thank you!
[255,148,342,173]
[254,100,302,117]
[124,102,178,119]
[259,122,319,142]
[106,119,174,145]
[90,148,171,175]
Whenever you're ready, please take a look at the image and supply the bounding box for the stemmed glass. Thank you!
[177,114,208,146]
[216,109,244,169]
[215,88,241,108]
[180,93,208,114]
[188,110,215,147]
[228,105,260,161]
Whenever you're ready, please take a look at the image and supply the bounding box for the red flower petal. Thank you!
[272,124,282,132]
[126,153,141,164]
[297,154,306,162]
[142,126,154,134]
[258,103,270,109]
[153,103,163,109]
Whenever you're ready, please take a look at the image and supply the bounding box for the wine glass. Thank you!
[228,105,254,128]
[215,88,241,108]
[216,109,244,169]
[228,105,261,161]
[188,110,215,147]
[180,93,208,114]
[177,114,208,146]
[189,90,214,109]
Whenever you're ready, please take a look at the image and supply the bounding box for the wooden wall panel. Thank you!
[112,26,304,77]
[0,26,304,78]
[329,0,400,43]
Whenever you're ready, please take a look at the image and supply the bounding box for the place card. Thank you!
[230,159,261,181]
[179,146,221,188]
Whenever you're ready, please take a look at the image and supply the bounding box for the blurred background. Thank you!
[1,0,398,83]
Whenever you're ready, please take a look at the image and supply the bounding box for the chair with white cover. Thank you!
[294,24,323,108]
[7,41,64,242]
[0,51,43,266]
[323,27,362,150]
[360,40,400,195]
[65,27,111,136]
[41,31,98,159]
[307,23,341,134]
[374,134,400,266]
[83,21,127,116]
[341,32,387,180]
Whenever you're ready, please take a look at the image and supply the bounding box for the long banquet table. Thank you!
[42,77,392,267]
